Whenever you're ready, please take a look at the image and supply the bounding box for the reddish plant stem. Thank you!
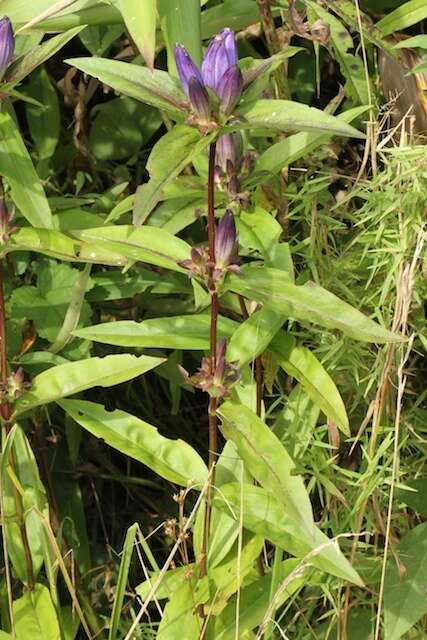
[199,142,218,592]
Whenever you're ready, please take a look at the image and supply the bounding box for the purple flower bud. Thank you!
[222,28,238,67]
[217,64,243,115]
[228,175,240,197]
[201,28,238,92]
[0,17,14,81]
[215,210,237,269]
[174,43,203,97]
[188,76,211,120]
[216,133,243,174]
[214,338,227,383]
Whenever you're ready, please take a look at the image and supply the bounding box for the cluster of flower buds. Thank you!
[179,210,239,290]
[0,199,17,245]
[175,28,243,124]
[0,368,31,404]
[0,17,14,81]
[182,338,240,399]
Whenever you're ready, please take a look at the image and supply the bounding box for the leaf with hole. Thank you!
[14,354,164,416]
[58,400,208,488]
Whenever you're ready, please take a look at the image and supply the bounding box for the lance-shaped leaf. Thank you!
[377,0,427,36]
[160,0,202,75]
[66,57,186,118]
[227,265,403,343]
[133,126,215,225]
[1,425,49,584]
[7,227,128,267]
[14,354,164,416]
[59,399,208,488]
[72,225,192,272]
[6,26,85,87]
[207,558,305,640]
[0,106,53,228]
[254,105,369,177]
[232,99,365,138]
[118,0,156,70]
[214,483,363,586]
[227,306,349,434]
[73,314,236,349]
[218,401,314,532]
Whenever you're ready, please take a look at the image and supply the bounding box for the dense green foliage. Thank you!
[0,1,425,639]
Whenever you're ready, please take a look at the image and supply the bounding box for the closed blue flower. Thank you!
[175,28,243,120]
[0,17,14,81]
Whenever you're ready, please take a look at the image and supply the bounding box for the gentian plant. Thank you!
[0,3,419,639]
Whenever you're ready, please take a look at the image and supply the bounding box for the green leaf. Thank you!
[395,477,427,518]
[158,0,202,75]
[214,483,362,586]
[59,399,208,488]
[193,441,251,568]
[7,27,85,87]
[233,99,365,138]
[273,384,320,458]
[305,2,370,104]
[411,60,427,74]
[201,0,279,40]
[227,265,403,343]
[133,126,214,226]
[255,106,370,176]
[13,583,60,640]
[218,401,314,531]
[25,66,60,160]
[118,0,157,70]
[237,207,283,259]
[109,523,138,640]
[72,225,192,272]
[2,425,49,584]
[207,559,305,640]
[157,580,201,640]
[271,331,349,435]
[377,0,427,35]
[394,35,427,49]
[10,261,92,343]
[73,314,236,349]
[227,307,284,366]
[0,105,53,228]
[384,523,427,639]
[89,97,162,161]
[55,480,91,575]
[8,227,128,267]
[66,57,186,118]
[14,354,164,416]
